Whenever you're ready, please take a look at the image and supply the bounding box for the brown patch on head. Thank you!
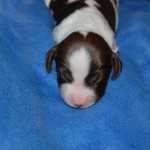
[55,32,84,61]
[84,32,113,100]
[85,32,112,64]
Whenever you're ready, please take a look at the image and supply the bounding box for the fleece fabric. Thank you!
[0,0,150,149]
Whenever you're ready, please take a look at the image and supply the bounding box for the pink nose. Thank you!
[73,101,87,108]
[67,95,93,108]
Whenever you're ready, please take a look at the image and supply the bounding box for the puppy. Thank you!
[45,0,122,108]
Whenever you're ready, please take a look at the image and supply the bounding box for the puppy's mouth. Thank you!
[60,92,96,109]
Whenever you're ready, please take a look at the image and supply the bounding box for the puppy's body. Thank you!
[45,0,122,108]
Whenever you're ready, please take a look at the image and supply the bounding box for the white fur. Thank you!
[85,0,100,7]
[53,5,118,52]
[68,0,100,7]
[44,0,52,7]
[60,47,96,108]
[69,47,91,83]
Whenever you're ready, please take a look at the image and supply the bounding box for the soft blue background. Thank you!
[0,0,150,149]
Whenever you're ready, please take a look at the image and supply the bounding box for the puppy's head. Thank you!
[46,32,122,108]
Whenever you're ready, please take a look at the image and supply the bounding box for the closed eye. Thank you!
[60,72,73,83]
[57,61,73,83]
[88,72,102,85]
[57,67,73,83]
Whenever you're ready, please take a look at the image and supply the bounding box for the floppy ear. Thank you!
[111,52,122,80]
[46,46,57,73]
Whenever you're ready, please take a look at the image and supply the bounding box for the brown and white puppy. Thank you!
[45,0,122,108]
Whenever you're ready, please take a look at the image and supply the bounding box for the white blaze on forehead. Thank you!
[60,46,96,108]
[68,47,91,83]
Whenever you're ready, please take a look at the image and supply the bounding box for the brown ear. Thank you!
[111,52,122,80]
[46,46,57,73]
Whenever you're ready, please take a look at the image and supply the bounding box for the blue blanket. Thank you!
[0,0,150,149]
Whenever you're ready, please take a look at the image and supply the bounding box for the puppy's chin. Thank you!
[59,83,97,109]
